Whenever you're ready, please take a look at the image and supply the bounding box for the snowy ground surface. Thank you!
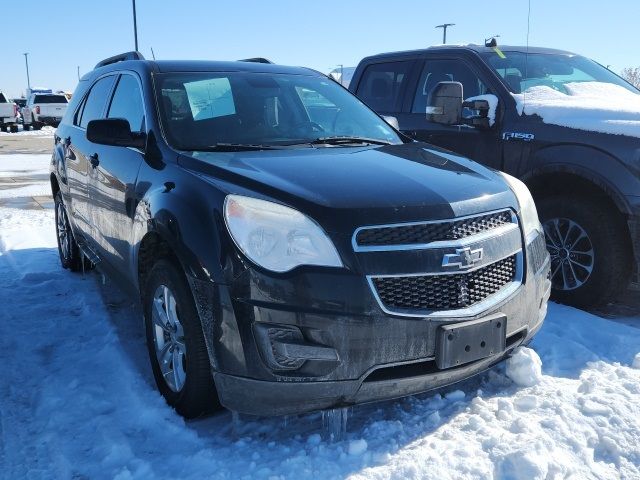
[0,154,639,480]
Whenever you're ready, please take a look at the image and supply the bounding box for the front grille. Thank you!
[372,255,517,312]
[356,210,511,248]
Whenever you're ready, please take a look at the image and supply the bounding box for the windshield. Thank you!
[482,52,639,95]
[154,71,401,150]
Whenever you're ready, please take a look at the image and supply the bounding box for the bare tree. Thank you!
[620,67,640,88]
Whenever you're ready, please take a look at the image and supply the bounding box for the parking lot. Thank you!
[0,131,638,479]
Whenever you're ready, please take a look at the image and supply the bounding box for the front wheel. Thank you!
[143,259,220,418]
[538,195,632,308]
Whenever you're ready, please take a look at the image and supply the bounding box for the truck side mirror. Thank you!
[426,81,463,125]
[382,115,400,130]
[462,99,492,129]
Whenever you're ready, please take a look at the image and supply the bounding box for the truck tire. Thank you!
[32,114,42,130]
[143,259,220,418]
[9,124,18,133]
[0,125,6,133]
[538,195,632,308]
[23,124,30,131]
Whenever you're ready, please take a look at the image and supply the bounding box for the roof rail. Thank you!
[95,51,146,69]
[238,57,274,64]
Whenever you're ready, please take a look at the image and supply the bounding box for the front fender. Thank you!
[523,144,638,214]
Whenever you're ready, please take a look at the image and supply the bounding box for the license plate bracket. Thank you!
[436,314,506,369]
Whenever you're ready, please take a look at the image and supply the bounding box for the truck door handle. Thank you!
[89,153,99,168]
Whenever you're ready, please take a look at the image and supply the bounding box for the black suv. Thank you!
[350,45,640,308]
[51,52,550,418]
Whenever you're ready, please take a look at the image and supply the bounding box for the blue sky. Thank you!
[2,0,638,97]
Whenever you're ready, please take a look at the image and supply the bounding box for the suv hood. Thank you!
[180,142,517,233]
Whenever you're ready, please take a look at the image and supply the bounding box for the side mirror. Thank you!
[426,81,463,125]
[382,115,400,130]
[86,118,146,149]
[462,98,492,129]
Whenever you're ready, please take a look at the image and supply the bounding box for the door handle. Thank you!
[89,153,99,168]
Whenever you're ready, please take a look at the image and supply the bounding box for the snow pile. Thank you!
[512,81,640,138]
[0,154,639,479]
[506,347,543,387]
[0,125,55,136]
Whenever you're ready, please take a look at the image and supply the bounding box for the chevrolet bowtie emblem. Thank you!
[442,247,483,269]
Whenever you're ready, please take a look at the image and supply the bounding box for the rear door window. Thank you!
[356,61,412,112]
[107,74,145,132]
[76,76,116,129]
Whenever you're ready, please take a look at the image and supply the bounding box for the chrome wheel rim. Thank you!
[56,200,72,261]
[543,217,594,291]
[151,285,187,392]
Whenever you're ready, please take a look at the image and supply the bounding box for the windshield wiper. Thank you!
[306,136,394,146]
[186,143,284,152]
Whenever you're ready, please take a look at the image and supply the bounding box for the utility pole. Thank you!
[132,0,139,51]
[435,23,455,44]
[23,53,31,90]
[77,66,80,80]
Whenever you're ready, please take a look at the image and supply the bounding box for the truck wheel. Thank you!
[23,124,30,131]
[32,115,42,130]
[538,195,632,308]
[0,125,6,133]
[143,259,220,418]
[54,191,89,272]
[9,124,18,133]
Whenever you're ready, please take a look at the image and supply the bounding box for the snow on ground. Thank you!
[512,81,640,138]
[0,125,55,137]
[0,154,639,479]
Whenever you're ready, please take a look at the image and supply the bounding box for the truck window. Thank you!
[0,93,7,103]
[76,76,116,129]
[34,95,68,104]
[107,75,145,132]
[413,60,488,113]
[356,61,412,112]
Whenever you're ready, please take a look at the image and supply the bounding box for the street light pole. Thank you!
[435,23,455,44]
[132,0,139,51]
[23,53,31,90]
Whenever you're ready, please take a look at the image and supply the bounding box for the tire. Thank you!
[22,124,30,131]
[538,194,632,308]
[9,124,18,133]
[0,125,6,133]
[143,259,220,418]
[54,190,88,272]
[32,115,42,130]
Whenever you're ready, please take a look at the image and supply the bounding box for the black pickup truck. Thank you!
[50,52,549,418]
[350,44,640,308]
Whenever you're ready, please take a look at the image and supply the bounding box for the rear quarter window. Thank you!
[356,61,412,112]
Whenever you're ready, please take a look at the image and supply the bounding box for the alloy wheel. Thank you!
[151,284,187,392]
[56,201,72,262]
[543,217,595,291]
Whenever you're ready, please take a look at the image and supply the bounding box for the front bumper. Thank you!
[214,314,545,416]
[198,240,551,416]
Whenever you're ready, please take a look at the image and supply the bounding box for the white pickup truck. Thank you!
[0,92,19,133]
[22,93,68,130]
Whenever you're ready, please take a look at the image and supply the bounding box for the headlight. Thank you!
[498,172,542,238]
[224,195,343,272]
